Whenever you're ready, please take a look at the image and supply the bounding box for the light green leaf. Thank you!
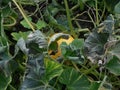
[0,73,11,90]
[36,20,47,30]
[105,56,120,75]
[45,59,63,81]
[20,17,32,29]
[59,68,90,90]
[11,31,31,41]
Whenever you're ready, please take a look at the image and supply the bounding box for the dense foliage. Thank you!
[0,0,120,90]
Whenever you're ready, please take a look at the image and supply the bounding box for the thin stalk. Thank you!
[99,1,106,22]
[95,0,99,26]
[3,16,16,27]
[64,0,77,38]
[12,0,35,31]
[99,75,107,89]
[88,9,96,27]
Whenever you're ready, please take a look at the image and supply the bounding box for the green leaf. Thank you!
[20,17,32,29]
[27,30,48,49]
[0,45,18,75]
[60,42,84,64]
[84,31,109,63]
[99,83,112,90]
[114,1,120,14]
[1,5,11,17]
[20,55,47,90]
[59,68,90,90]
[109,41,120,59]
[104,0,120,13]
[0,0,11,8]
[11,31,30,41]
[0,73,11,90]
[36,20,47,30]
[89,82,101,90]
[60,39,84,64]
[70,39,84,50]
[105,56,120,75]
[44,59,63,81]
[115,3,120,19]
[17,38,29,55]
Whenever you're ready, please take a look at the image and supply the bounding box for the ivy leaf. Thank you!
[44,59,63,81]
[0,73,11,90]
[59,68,90,90]
[105,56,120,75]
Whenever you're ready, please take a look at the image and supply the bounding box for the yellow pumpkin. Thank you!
[48,33,74,59]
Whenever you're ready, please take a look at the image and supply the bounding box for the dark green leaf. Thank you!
[20,54,47,90]
[114,1,120,14]
[59,68,90,90]
[84,31,109,63]
[0,0,11,8]
[0,72,11,90]
[104,0,120,13]
[1,5,11,17]
[109,41,120,59]
[0,45,17,75]
[105,56,120,75]
[60,40,84,64]
[89,82,101,90]
[70,39,84,50]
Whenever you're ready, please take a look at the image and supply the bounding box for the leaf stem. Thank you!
[95,0,99,26]
[64,0,77,38]
[12,0,35,31]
